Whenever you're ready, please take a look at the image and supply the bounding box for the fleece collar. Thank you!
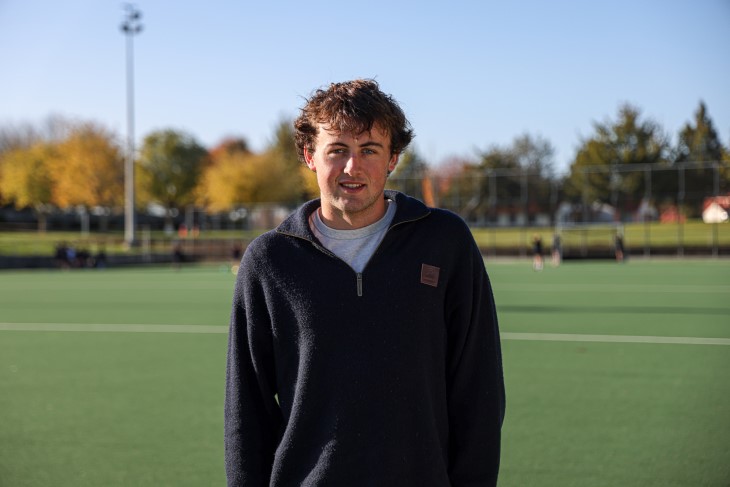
[276,190,430,242]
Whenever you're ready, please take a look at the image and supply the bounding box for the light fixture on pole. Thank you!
[120,4,143,247]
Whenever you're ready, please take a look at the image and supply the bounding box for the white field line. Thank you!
[501,332,730,346]
[496,284,730,294]
[1,323,729,346]
[0,322,228,334]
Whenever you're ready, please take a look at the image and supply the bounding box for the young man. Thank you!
[225,79,505,486]
[532,234,544,271]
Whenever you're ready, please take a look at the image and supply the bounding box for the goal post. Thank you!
[554,222,624,259]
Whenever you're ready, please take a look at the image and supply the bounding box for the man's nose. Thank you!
[344,153,362,174]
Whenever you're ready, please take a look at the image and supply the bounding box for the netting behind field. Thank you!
[555,223,623,258]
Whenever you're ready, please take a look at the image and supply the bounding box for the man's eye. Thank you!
[362,149,376,155]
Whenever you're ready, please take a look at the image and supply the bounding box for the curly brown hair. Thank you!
[294,79,414,163]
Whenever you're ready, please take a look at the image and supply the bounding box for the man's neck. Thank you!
[318,199,388,230]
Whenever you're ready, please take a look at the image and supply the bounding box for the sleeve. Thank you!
[445,236,506,487]
[224,248,283,486]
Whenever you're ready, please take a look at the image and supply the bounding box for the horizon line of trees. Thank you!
[1,101,728,231]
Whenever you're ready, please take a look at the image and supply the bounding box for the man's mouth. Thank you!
[340,182,365,189]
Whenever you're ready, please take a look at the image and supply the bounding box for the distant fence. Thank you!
[387,161,729,258]
[388,161,729,226]
[1,161,728,263]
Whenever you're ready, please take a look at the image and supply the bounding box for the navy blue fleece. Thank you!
[225,191,505,486]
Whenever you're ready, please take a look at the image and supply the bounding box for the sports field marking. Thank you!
[0,322,228,334]
[501,332,730,346]
[497,283,730,294]
[1,322,729,345]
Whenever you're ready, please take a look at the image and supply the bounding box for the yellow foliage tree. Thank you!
[300,164,319,200]
[0,143,56,231]
[200,122,312,211]
[195,138,249,210]
[200,150,305,211]
[245,150,303,203]
[50,123,124,209]
[199,150,252,212]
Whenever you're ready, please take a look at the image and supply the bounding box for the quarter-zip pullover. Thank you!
[310,198,396,274]
[225,190,505,486]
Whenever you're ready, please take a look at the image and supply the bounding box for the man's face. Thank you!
[304,124,398,230]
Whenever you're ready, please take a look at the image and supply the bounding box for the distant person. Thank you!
[230,242,243,271]
[172,242,184,269]
[552,233,562,267]
[76,247,91,268]
[532,234,544,271]
[225,79,505,486]
[94,245,107,269]
[615,232,625,262]
[65,245,77,268]
[54,242,70,269]
[231,242,242,263]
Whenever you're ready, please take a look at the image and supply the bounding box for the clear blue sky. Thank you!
[1,0,728,174]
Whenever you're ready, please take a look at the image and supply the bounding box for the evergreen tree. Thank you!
[564,104,669,216]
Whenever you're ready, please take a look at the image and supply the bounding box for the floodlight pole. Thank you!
[121,4,143,247]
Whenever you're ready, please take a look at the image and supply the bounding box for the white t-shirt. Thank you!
[309,200,396,273]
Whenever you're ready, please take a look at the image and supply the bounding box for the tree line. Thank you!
[0,101,728,231]
[391,101,729,222]
[0,116,316,231]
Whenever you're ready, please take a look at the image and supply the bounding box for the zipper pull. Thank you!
[356,273,363,297]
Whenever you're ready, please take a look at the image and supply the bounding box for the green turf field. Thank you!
[0,260,728,486]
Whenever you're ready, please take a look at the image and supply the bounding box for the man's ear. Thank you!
[303,147,316,171]
[388,153,399,173]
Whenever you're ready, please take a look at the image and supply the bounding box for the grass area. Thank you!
[0,230,262,257]
[1,220,728,256]
[490,259,730,486]
[471,220,730,249]
[0,262,729,486]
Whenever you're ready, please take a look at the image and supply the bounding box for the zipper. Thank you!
[279,208,430,298]
[352,213,428,298]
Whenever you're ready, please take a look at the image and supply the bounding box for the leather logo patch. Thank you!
[421,263,440,287]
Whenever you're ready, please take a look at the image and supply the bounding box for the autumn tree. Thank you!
[0,115,74,154]
[196,137,251,210]
[0,122,42,154]
[199,120,311,210]
[564,104,669,215]
[0,123,37,205]
[209,137,251,160]
[299,162,320,200]
[266,119,309,202]
[0,116,72,206]
[137,129,208,228]
[0,142,56,231]
[50,122,125,211]
[243,151,302,204]
[199,148,253,212]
